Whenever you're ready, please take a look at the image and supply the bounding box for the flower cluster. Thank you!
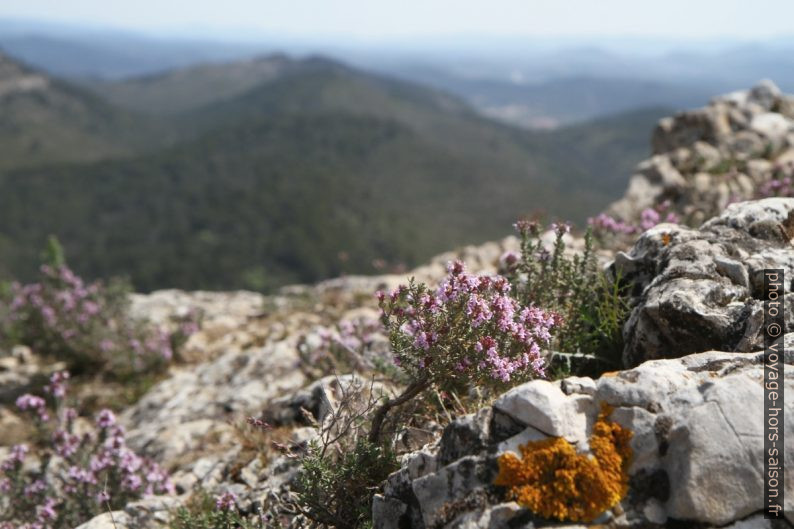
[588,201,679,240]
[587,213,637,235]
[215,491,238,511]
[2,264,197,375]
[298,316,390,376]
[378,260,557,386]
[758,173,794,198]
[0,372,173,529]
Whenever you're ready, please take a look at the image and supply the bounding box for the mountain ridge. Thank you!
[0,52,666,290]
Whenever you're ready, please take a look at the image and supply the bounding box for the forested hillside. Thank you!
[0,54,667,290]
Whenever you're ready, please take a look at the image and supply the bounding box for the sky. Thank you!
[2,0,794,42]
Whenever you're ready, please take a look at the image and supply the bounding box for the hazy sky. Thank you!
[2,0,794,41]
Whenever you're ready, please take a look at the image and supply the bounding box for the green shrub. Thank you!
[171,490,267,529]
[295,439,398,529]
[506,221,629,375]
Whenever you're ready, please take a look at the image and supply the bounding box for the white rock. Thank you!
[74,512,132,529]
[492,379,597,444]
[751,112,793,147]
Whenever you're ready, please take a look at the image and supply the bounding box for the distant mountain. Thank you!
[0,21,266,79]
[0,56,665,291]
[0,52,170,170]
[84,50,719,129]
[85,54,314,115]
[399,74,712,128]
[5,24,794,127]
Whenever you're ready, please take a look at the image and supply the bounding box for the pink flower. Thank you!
[96,490,110,504]
[45,371,69,399]
[215,491,238,511]
[466,294,493,328]
[82,300,100,316]
[16,394,49,421]
[96,409,116,429]
[550,222,571,235]
[36,497,58,522]
[246,417,270,430]
[640,208,661,230]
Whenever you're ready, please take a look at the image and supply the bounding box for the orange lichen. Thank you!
[493,403,632,522]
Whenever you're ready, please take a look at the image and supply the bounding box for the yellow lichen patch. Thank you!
[493,403,633,522]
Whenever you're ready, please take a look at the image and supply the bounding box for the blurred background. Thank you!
[0,0,792,291]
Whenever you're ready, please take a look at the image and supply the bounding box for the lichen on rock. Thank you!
[493,404,632,523]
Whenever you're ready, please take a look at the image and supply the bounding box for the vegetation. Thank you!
[505,222,630,375]
[289,217,637,527]
[370,260,557,442]
[296,439,398,529]
[494,404,633,522]
[290,372,397,529]
[0,53,170,172]
[0,372,172,529]
[297,316,391,379]
[0,54,660,292]
[0,239,197,378]
[171,491,269,529]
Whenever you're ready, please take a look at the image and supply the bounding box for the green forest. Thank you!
[0,54,667,290]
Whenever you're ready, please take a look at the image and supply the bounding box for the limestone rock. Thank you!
[615,198,794,367]
[121,337,305,465]
[74,512,132,529]
[492,379,598,445]
[375,350,794,528]
[608,81,794,230]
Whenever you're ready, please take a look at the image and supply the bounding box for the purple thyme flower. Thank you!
[16,394,49,422]
[44,371,69,399]
[215,491,238,511]
[95,409,116,429]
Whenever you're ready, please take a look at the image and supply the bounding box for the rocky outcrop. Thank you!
[121,336,306,463]
[14,83,794,529]
[615,197,794,367]
[608,80,794,227]
[374,349,794,528]
[119,235,524,469]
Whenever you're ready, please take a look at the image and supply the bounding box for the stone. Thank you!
[74,512,132,529]
[437,408,492,465]
[606,82,794,233]
[692,140,723,171]
[662,366,776,525]
[376,351,794,528]
[749,79,783,111]
[372,495,408,529]
[492,379,598,444]
[121,338,305,465]
[559,376,597,396]
[751,112,793,150]
[411,455,497,528]
[637,155,686,190]
[495,424,548,457]
[124,495,182,528]
[442,502,522,529]
[614,199,794,367]
[727,130,766,159]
